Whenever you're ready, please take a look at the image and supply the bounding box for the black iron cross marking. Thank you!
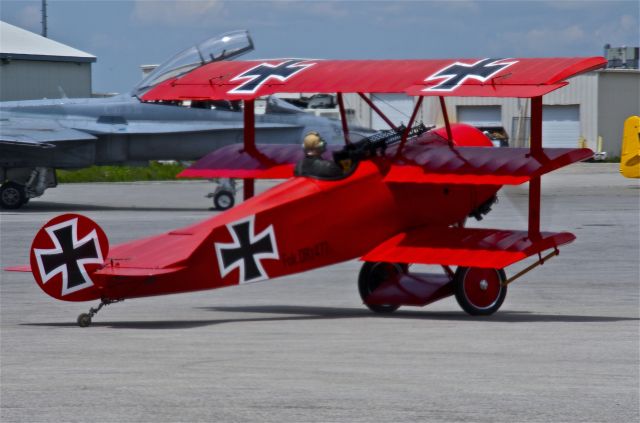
[424,58,518,92]
[34,219,102,296]
[214,216,279,283]
[228,60,315,94]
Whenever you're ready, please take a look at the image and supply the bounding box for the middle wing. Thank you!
[178,141,591,184]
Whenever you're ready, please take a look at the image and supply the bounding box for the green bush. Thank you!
[56,162,187,183]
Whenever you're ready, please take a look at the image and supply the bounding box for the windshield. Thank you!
[134,30,254,97]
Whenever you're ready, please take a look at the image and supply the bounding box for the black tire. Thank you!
[213,190,235,210]
[358,262,403,313]
[454,267,507,316]
[77,313,92,327]
[0,182,26,209]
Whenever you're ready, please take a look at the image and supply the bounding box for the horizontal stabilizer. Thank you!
[362,227,575,269]
[94,266,186,277]
[386,146,593,185]
[4,265,32,272]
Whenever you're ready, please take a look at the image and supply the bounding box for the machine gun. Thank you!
[333,122,432,169]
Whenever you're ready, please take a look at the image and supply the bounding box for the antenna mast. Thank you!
[41,0,48,37]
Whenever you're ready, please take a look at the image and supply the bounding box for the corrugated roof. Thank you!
[0,21,96,63]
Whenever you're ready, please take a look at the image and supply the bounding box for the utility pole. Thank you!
[41,0,48,37]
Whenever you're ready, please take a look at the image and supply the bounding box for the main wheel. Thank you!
[358,262,404,313]
[77,313,92,327]
[0,182,26,209]
[213,190,235,210]
[454,267,507,316]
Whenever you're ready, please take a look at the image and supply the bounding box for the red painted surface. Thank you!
[142,57,606,101]
[361,227,575,269]
[29,214,109,302]
[459,268,502,308]
[365,272,454,307]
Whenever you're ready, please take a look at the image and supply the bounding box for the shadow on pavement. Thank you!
[22,304,639,330]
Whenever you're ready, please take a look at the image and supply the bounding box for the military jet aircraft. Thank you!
[0,30,354,209]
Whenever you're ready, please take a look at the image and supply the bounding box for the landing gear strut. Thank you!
[77,298,122,327]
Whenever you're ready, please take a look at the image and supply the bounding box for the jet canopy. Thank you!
[134,30,254,98]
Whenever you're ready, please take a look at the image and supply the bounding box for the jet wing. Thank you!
[142,57,607,101]
[0,118,97,148]
[362,227,575,269]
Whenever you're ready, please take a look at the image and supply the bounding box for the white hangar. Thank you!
[0,21,96,101]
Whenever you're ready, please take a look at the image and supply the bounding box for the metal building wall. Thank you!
[0,60,92,101]
[597,70,640,157]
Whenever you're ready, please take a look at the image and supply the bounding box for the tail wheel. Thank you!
[358,262,405,314]
[454,267,507,316]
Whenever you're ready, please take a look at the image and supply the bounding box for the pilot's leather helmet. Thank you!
[303,131,326,155]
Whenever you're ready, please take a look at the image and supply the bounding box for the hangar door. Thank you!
[457,106,502,127]
[371,94,414,130]
[542,105,580,148]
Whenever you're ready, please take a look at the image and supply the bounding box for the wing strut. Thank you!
[358,93,399,131]
[528,96,543,238]
[439,96,453,145]
[337,93,351,145]
[396,96,424,157]
[243,99,255,200]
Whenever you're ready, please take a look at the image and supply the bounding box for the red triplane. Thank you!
[7,56,607,326]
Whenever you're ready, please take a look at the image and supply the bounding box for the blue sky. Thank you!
[1,0,638,93]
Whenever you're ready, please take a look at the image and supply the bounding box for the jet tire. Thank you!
[213,190,235,210]
[454,267,507,316]
[0,182,26,209]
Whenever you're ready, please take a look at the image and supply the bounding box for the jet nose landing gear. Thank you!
[207,178,236,210]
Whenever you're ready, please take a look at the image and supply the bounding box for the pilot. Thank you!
[294,131,344,178]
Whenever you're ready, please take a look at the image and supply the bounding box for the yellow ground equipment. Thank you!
[620,115,640,178]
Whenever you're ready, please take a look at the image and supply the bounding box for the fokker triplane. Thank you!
[6,55,607,326]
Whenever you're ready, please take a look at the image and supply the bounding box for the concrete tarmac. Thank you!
[1,163,638,423]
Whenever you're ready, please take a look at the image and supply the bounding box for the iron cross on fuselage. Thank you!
[215,216,279,283]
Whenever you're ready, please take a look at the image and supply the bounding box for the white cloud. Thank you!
[131,0,225,26]
[493,24,590,56]
[17,5,41,33]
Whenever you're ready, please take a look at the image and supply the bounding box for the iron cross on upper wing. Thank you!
[424,58,518,92]
[228,60,315,94]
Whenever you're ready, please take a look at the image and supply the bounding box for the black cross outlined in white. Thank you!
[214,215,279,284]
[34,218,103,296]
[423,58,518,92]
[228,60,315,95]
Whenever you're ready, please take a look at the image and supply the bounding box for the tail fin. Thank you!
[620,115,640,179]
[29,214,108,302]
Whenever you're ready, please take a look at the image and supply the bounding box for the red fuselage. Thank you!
[94,159,498,301]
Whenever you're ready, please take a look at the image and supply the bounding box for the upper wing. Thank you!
[0,117,96,148]
[142,57,606,101]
